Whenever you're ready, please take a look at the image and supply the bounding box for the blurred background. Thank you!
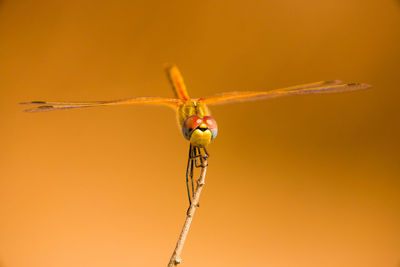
[1,0,399,266]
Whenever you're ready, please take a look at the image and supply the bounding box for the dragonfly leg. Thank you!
[193,147,202,168]
[194,147,205,207]
[186,145,210,213]
[203,147,209,160]
[200,147,209,167]
[185,144,193,209]
[194,147,209,168]
[186,144,199,215]
[190,152,195,200]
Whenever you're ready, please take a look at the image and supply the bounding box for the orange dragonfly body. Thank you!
[22,65,371,208]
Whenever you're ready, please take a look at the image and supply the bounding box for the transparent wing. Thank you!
[200,81,371,105]
[20,97,181,112]
[165,64,190,101]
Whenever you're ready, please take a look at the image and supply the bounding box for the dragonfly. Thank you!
[21,64,371,208]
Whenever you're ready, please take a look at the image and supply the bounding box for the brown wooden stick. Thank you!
[167,161,208,266]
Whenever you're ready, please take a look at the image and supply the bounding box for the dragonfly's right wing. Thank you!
[200,81,371,105]
[20,97,181,112]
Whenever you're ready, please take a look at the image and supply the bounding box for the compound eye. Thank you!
[203,116,217,129]
[182,115,202,140]
[203,116,218,139]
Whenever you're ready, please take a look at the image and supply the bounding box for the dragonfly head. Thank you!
[182,115,218,147]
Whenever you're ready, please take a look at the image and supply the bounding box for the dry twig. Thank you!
[167,160,208,266]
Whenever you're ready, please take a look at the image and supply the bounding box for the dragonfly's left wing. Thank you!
[21,97,181,112]
[200,81,371,106]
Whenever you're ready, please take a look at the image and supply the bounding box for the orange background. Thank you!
[1,1,400,266]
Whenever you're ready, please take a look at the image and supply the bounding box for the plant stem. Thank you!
[167,161,208,266]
